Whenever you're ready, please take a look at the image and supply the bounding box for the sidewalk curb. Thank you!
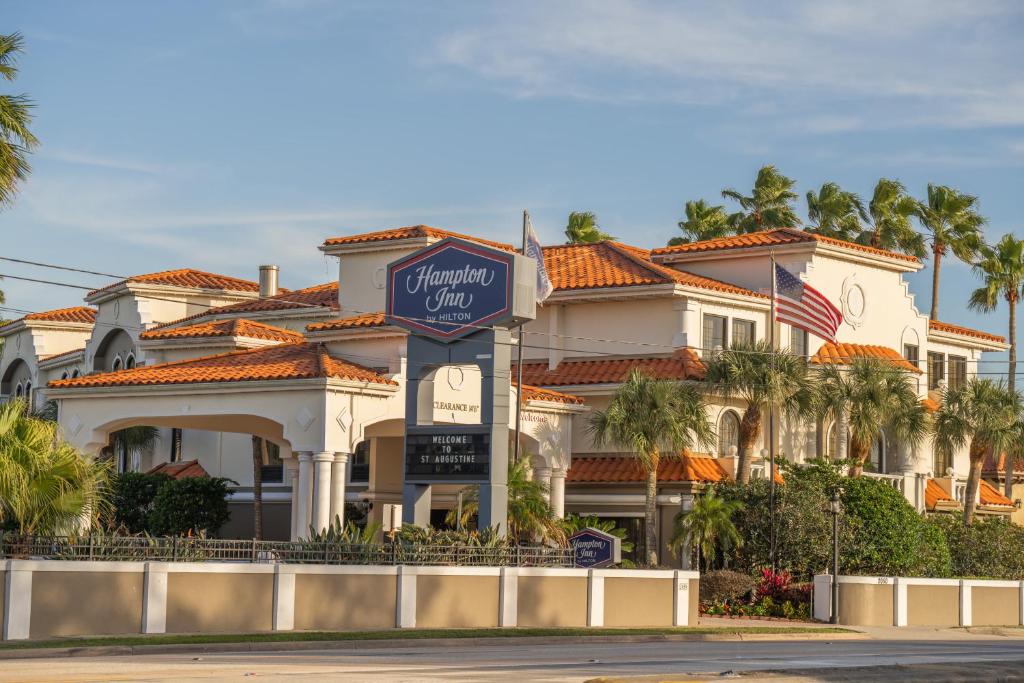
[0,631,866,660]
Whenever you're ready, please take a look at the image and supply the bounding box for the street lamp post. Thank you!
[829,489,841,625]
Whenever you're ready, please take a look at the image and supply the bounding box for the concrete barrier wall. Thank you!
[0,560,699,640]
[814,575,1024,627]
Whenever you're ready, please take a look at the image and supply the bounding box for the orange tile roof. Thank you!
[155,282,339,329]
[22,306,97,324]
[542,241,765,298]
[516,383,584,405]
[322,225,515,252]
[982,450,1024,475]
[929,319,1006,344]
[139,318,303,343]
[567,453,727,483]
[811,342,922,373]
[517,352,706,386]
[925,479,955,509]
[48,342,395,389]
[921,397,940,413]
[979,479,1014,507]
[87,269,261,297]
[41,347,86,362]
[147,459,209,479]
[307,312,388,332]
[651,227,921,264]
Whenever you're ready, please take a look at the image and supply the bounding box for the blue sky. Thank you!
[4,0,1024,360]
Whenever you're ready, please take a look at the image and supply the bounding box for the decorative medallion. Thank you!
[841,276,866,328]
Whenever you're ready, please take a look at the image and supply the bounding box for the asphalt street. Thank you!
[2,638,1024,682]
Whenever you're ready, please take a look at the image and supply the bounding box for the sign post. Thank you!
[386,238,536,534]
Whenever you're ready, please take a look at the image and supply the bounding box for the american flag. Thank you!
[774,263,842,343]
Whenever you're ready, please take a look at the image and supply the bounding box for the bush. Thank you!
[148,477,232,536]
[929,515,1024,579]
[109,472,170,533]
[700,569,754,602]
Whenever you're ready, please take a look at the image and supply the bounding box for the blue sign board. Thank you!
[570,527,622,568]
[387,239,515,341]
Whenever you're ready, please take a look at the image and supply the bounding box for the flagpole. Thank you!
[769,251,777,572]
[512,210,528,465]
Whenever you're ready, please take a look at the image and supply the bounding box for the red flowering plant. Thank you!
[755,568,792,601]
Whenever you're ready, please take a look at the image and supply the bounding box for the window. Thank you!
[260,441,284,483]
[928,352,945,390]
[112,357,123,371]
[350,440,370,483]
[948,355,967,389]
[731,319,756,347]
[125,354,136,370]
[702,314,727,354]
[791,328,809,358]
[718,411,740,456]
[61,371,69,380]
[14,382,22,398]
[869,435,885,473]
[71,369,80,378]
[904,344,919,369]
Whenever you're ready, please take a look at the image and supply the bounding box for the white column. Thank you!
[587,569,605,627]
[330,452,349,527]
[534,466,552,504]
[142,563,168,634]
[3,565,32,640]
[673,571,690,626]
[286,458,300,542]
[273,565,296,631]
[397,566,417,628]
[295,452,313,539]
[499,567,519,627]
[894,577,908,627]
[550,469,566,518]
[960,580,972,627]
[312,452,334,533]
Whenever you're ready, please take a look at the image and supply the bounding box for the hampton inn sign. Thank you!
[387,238,536,532]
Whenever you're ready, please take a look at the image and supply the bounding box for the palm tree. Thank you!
[447,457,565,543]
[704,340,815,484]
[859,178,926,258]
[669,488,743,571]
[565,211,614,244]
[0,32,38,208]
[669,199,731,245]
[933,379,1019,525]
[721,165,801,233]
[588,369,714,565]
[814,359,929,477]
[969,233,1024,496]
[918,184,986,320]
[251,436,266,540]
[0,400,110,534]
[109,426,159,473]
[805,182,868,242]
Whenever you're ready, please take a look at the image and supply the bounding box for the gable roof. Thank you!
[542,241,765,298]
[48,342,395,389]
[517,352,706,387]
[929,319,1006,345]
[87,269,261,297]
[139,318,303,343]
[515,383,584,406]
[147,459,209,479]
[322,225,515,252]
[651,227,921,264]
[567,453,728,483]
[925,479,956,510]
[23,306,97,325]
[307,311,388,332]
[979,479,1014,508]
[811,342,922,373]
[153,282,339,329]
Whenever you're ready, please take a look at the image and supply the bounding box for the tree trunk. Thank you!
[963,441,986,527]
[644,451,660,567]
[736,407,762,485]
[847,436,870,477]
[251,435,264,540]
[870,228,882,249]
[930,245,943,321]
[1007,296,1017,498]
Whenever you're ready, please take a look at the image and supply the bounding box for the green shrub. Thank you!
[109,472,171,533]
[929,515,1024,579]
[148,477,232,536]
[699,569,754,602]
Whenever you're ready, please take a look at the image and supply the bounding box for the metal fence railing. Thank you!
[0,534,575,567]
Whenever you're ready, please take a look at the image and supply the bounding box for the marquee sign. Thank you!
[387,239,516,341]
[405,430,490,482]
[570,527,622,568]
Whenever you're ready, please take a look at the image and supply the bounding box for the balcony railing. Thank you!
[862,471,905,493]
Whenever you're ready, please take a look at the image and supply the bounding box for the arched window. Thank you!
[125,354,136,370]
[824,421,838,458]
[24,381,32,405]
[869,434,886,472]
[71,369,80,378]
[14,382,23,398]
[718,411,740,456]
[61,371,69,380]
[112,356,123,371]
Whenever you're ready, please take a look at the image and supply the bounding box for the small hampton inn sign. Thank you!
[570,527,622,568]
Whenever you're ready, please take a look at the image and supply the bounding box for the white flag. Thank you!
[524,213,553,303]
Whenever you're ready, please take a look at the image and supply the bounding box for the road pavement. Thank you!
[2,637,1024,682]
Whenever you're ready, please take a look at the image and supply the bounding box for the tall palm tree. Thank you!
[704,340,815,484]
[933,379,1019,526]
[721,165,801,234]
[669,199,731,245]
[814,359,929,477]
[565,211,614,244]
[805,182,868,242]
[859,178,926,258]
[969,233,1024,496]
[0,400,109,534]
[588,369,714,566]
[918,184,986,320]
[669,488,743,571]
[447,457,565,544]
[0,32,38,208]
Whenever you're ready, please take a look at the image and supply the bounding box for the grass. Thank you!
[0,626,854,652]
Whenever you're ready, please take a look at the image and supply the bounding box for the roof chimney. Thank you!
[259,265,279,298]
